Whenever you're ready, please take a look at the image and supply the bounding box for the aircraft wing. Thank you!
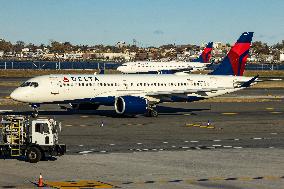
[145,87,231,97]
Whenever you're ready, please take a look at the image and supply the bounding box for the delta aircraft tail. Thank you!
[193,42,213,63]
[210,32,253,76]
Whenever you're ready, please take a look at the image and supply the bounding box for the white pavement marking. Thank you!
[100,151,107,153]
[171,146,176,148]
[79,145,84,147]
[212,144,222,147]
[159,149,164,151]
[253,137,262,140]
[80,115,89,118]
[207,147,216,149]
[79,151,93,154]
[270,133,278,135]
[269,78,282,81]
[137,143,142,145]
[163,141,168,144]
[213,139,221,142]
[224,146,233,148]
[184,141,189,143]
[234,138,240,141]
[109,144,115,146]
[65,124,73,127]
[182,146,189,149]
[190,141,199,143]
[0,110,13,112]
[233,147,243,149]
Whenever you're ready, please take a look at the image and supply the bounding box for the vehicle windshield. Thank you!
[20,82,39,88]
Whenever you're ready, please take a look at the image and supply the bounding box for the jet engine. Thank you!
[114,96,148,115]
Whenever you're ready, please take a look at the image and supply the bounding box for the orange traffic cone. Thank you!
[38,173,44,187]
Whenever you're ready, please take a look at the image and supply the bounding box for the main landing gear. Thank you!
[145,105,158,117]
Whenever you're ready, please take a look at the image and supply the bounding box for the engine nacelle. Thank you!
[70,103,100,110]
[115,96,148,115]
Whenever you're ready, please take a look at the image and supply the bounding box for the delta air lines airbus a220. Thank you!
[117,42,213,74]
[10,32,257,117]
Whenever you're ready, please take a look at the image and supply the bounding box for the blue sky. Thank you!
[0,0,283,46]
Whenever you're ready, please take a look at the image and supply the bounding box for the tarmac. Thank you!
[0,77,283,188]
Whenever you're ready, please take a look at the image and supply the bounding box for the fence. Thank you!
[0,61,283,70]
[0,61,120,70]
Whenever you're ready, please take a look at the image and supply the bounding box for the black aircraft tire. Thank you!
[145,109,158,117]
[31,112,39,118]
[150,109,158,117]
[26,147,42,163]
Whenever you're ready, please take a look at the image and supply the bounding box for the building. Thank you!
[280,53,284,62]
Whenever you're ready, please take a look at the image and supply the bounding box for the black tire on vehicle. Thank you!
[26,147,42,163]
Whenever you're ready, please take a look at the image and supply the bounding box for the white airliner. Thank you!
[10,32,256,117]
[117,42,213,74]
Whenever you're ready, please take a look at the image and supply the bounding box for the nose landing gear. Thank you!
[30,104,40,118]
[145,105,158,117]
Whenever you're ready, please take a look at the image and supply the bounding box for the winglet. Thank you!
[241,75,259,88]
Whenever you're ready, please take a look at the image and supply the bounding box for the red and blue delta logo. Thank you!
[63,77,69,82]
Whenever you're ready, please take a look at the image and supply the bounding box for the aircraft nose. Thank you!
[117,66,123,72]
[10,89,23,102]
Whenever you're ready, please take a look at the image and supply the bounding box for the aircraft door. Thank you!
[50,76,60,95]
[122,79,129,90]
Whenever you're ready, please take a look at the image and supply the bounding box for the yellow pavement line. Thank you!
[208,177,226,181]
[193,124,201,127]
[5,96,11,99]
[186,123,215,129]
[263,176,281,180]
[270,111,282,114]
[184,113,191,116]
[266,107,274,110]
[206,126,215,129]
[238,177,253,181]
[80,115,89,118]
[44,180,114,188]
[221,112,238,115]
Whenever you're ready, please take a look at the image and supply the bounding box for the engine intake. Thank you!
[115,96,148,115]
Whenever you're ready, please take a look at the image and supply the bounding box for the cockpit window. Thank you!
[20,82,38,88]
[30,82,39,87]
[20,82,31,87]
